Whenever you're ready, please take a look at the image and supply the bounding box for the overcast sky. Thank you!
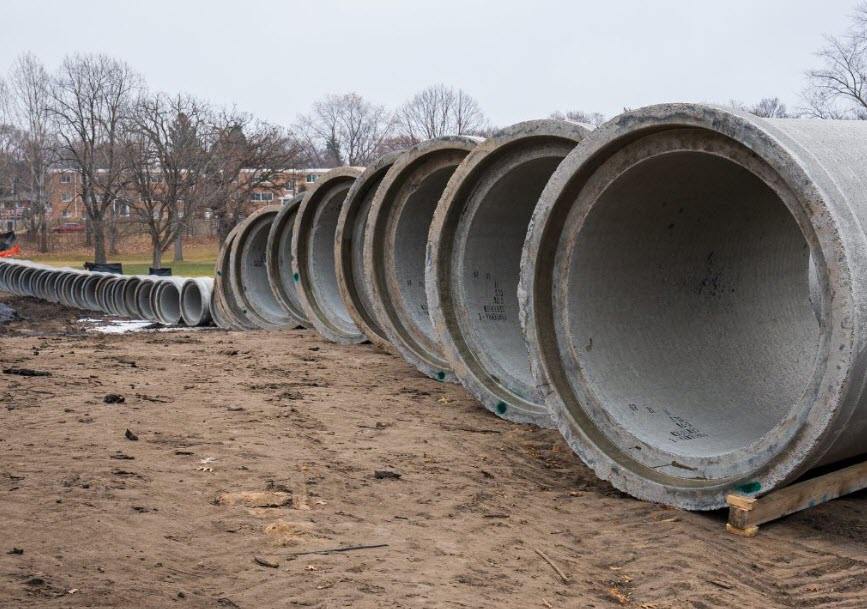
[0,0,858,127]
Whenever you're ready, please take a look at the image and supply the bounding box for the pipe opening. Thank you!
[308,183,354,330]
[456,156,564,395]
[270,205,306,320]
[157,283,182,325]
[137,282,155,320]
[566,150,820,459]
[182,283,204,324]
[240,213,287,323]
[392,166,454,347]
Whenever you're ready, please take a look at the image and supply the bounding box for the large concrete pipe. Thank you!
[229,205,297,329]
[519,103,867,510]
[364,136,481,381]
[214,224,257,331]
[59,271,82,308]
[335,151,402,351]
[121,276,145,318]
[94,274,117,312]
[110,277,132,317]
[266,194,310,328]
[69,272,92,308]
[151,276,186,325]
[181,277,214,326]
[427,120,590,426]
[292,167,366,344]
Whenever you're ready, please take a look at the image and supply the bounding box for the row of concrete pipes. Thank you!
[0,259,215,327]
[214,103,867,509]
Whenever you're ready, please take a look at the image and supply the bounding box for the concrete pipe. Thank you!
[94,275,119,313]
[229,205,297,329]
[120,276,145,318]
[208,282,230,330]
[68,272,91,308]
[427,120,591,426]
[364,136,481,381]
[181,277,214,326]
[265,194,311,328]
[82,273,107,311]
[151,276,186,326]
[292,167,366,344]
[214,224,257,331]
[135,278,159,322]
[59,271,83,308]
[110,277,132,317]
[335,151,403,351]
[519,103,867,510]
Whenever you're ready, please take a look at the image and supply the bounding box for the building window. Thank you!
[62,210,71,218]
[60,173,72,184]
[148,175,160,184]
[118,203,130,217]
[61,194,73,203]
[251,192,274,202]
[306,174,318,184]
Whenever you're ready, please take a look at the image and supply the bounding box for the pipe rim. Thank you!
[519,103,856,509]
[335,151,403,351]
[364,135,482,381]
[229,204,293,329]
[215,224,258,330]
[266,194,310,328]
[427,120,590,426]
[293,167,365,344]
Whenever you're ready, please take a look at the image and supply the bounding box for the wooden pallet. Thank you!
[726,459,867,537]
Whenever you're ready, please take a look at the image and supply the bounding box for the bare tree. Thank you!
[729,97,789,118]
[549,110,607,127]
[123,92,210,269]
[49,53,142,263]
[204,109,303,245]
[801,2,867,119]
[295,93,392,166]
[10,53,56,252]
[394,84,488,145]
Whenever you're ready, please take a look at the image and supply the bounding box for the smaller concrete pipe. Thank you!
[364,136,482,381]
[229,205,297,329]
[265,194,310,328]
[69,272,92,309]
[94,275,119,313]
[292,167,366,344]
[151,276,186,325]
[110,277,132,317]
[59,271,82,308]
[214,224,257,330]
[135,278,159,322]
[335,151,403,351]
[82,273,107,311]
[181,277,214,326]
[121,276,145,318]
[427,120,591,426]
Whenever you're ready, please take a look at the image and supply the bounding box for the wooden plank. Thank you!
[725,458,867,536]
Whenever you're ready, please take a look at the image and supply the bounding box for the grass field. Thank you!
[22,241,219,278]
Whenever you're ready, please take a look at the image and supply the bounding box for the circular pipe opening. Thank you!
[366,137,480,380]
[266,195,309,327]
[336,152,402,350]
[136,281,156,321]
[155,282,182,325]
[430,121,588,425]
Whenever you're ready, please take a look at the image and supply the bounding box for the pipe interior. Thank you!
[393,166,455,345]
[137,282,155,319]
[182,284,203,323]
[457,156,564,395]
[566,151,819,458]
[309,183,354,328]
[241,215,285,321]
[157,283,182,324]
[348,175,387,333]
[274,208,306,315]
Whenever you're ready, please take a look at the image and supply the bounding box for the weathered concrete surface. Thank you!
[364,136,481,382]
[265,194,310,328]
[181,277,214,327]
[214,224,258,330]
[427,120,590,428]
[335,151,403,352]
[291,167,366,344]
[519,103,867,509]
[229,205,297,329]
[151,277,186,326]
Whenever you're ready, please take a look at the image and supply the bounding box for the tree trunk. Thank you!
[85,216,93,247]
[91,216,107,264]
[151,235,162,270]
[174,231,183,261]
[108,208,120,256]
[39,210,48,253]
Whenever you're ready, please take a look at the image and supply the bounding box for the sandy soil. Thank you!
[2,294,867,608]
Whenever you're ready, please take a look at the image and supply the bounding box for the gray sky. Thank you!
[0,0,858,127]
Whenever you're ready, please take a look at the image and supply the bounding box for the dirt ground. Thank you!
[2,295,867,608]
